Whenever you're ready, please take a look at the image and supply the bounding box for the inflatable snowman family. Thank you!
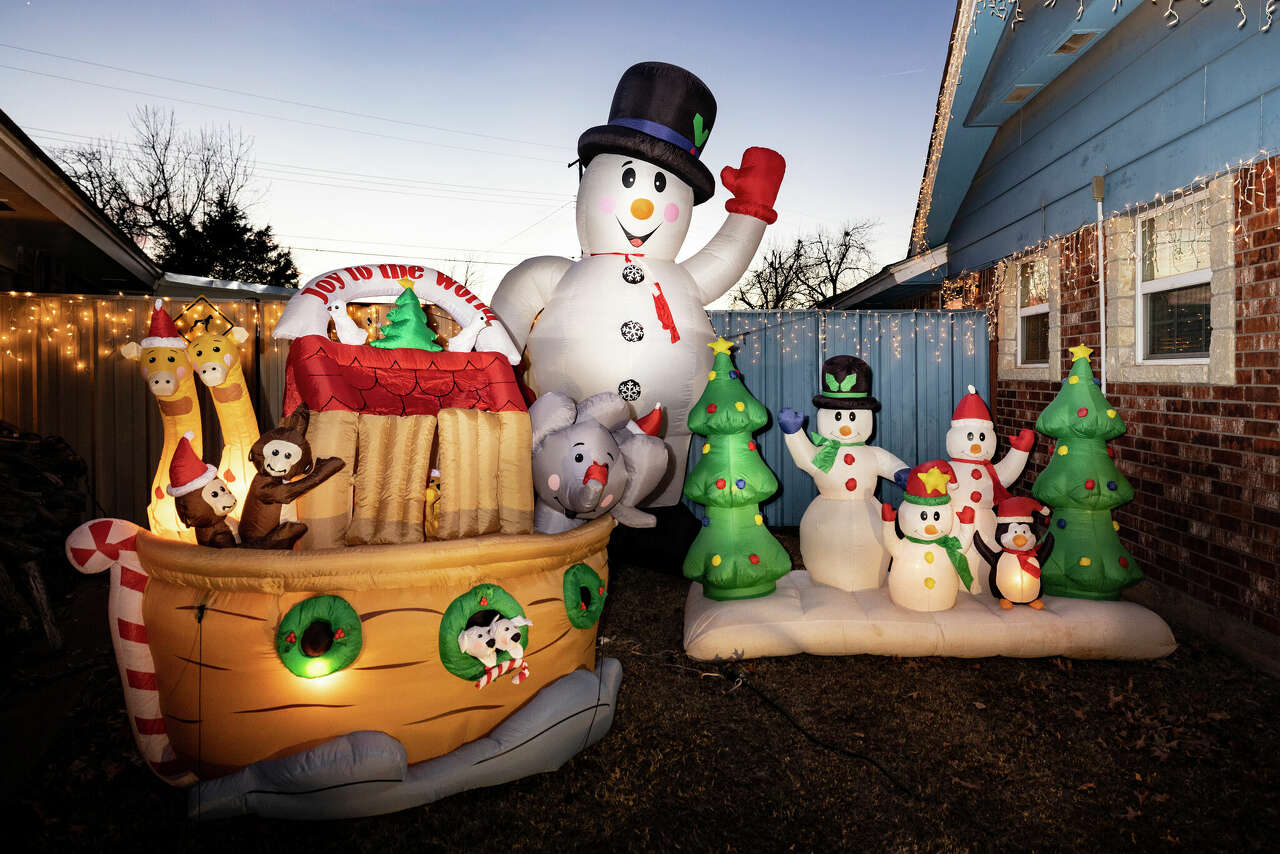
[486,62,785,511]
[781,361,1038,613]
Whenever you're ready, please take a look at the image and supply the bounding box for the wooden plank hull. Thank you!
[132,517,613,778]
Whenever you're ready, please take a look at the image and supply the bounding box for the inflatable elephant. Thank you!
[530,392,668,535]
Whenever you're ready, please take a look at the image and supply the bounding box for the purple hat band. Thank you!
[609,117,700,156]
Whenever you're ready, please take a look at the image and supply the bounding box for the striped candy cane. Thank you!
[66,519,197,787]
[474,658,530,689]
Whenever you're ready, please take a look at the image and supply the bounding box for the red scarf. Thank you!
[950,457,1011,503]
[1003,546,1041,578]
[589,252,680,343]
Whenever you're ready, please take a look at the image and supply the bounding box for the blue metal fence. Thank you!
[685,310,990,526]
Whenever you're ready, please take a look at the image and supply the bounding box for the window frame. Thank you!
[1015,257,1050,367]
[1134,190,1212,365]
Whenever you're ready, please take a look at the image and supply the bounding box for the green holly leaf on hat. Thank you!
[693,113,710,148]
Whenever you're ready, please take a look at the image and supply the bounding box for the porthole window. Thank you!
[563,563,607,629]
[276,595,363,678]
[438,584,530,681]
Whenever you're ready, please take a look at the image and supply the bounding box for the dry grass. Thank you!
[5,532,1278,852]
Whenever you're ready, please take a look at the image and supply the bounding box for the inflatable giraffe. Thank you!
[186,325,258,514]
[120,300,201,542]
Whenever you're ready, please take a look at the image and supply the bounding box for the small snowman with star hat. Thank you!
[778,354,909,592]
[881,460,977,613]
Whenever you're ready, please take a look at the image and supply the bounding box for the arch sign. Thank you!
[273,263,521,364]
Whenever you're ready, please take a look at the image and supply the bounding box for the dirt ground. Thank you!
[5,533,1279,853]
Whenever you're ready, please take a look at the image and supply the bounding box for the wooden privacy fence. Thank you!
[0,292,291,526]
[0,296,990,530]
[697,310,991,526]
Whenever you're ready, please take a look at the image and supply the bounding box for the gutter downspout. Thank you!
[1092,175,1107,394]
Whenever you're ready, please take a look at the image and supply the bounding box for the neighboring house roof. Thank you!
[157,272,297,300]
[815,245,948,310]
[0,107,160,288]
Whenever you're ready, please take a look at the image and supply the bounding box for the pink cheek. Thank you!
[176,366,186,379]
[601,494,614,508]
[547,474,560,491]
[598,196,616,214]
[664,203,680,223]
[224,354,233,366]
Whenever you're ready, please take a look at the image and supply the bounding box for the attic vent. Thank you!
[1004,85,1041,103]
[0,200,13,213]
[1054,31,1097,54]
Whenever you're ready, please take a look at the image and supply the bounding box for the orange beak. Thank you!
[1013,534,1028,548]
[970,443,983,455]
[839,425,852,437]
[924,524,939,536]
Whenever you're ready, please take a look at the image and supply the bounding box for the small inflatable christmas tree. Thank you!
[683,338,791,600]
[1032,345,1141,600]
[370,277,443,351]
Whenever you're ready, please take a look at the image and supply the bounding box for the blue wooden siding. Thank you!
[947,0,1280,272]
[683,310,990,526]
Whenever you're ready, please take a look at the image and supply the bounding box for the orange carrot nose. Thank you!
[924,524,939,536]
[970,443,983,455]
[1013,534,1028,548]
[630,198,654,220]
[839,425,852,436]
[583,462,609,485]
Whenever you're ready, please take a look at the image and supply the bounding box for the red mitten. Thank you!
[722,147,786,224]
[1009,428,1035,453]
[956,506,975,525]
[881,503,897,523]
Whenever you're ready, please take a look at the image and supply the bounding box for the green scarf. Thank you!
[808,432,865,473]
[904,534,973,591]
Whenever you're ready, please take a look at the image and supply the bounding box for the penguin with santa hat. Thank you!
[973,496,1055,610]
[944,385,1036,594]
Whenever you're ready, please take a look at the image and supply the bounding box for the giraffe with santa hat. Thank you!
[944,385,1035,593]
[119,299,201,542]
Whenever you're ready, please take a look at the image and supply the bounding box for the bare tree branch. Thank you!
[728,221,878,310]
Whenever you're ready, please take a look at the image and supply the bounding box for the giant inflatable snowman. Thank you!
[944,385,1035,594]
[482,62,785,506]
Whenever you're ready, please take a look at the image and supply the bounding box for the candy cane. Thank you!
[474,658,530,689]
[66,519,197,787]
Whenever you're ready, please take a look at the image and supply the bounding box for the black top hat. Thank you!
[577,62,717,205]
[813,354,879,410]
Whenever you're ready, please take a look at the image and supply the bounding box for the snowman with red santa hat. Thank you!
[944,385,1035,594]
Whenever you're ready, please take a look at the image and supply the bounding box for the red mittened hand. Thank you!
[722,147,786,224]
[881,503,897,523]
[956,506,976,525]
[1009,428,1035,452]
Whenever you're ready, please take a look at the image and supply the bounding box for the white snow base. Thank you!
[684,571,1176,662]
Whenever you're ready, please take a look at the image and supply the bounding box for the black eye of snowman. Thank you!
[967,431,974,441]
[834,412,843,422]
[574,453,584,463]
[622,167,636,189]
[919,511,928,521]
[979,432,986,441]
[933,511,941,521]
[654,172,666,193]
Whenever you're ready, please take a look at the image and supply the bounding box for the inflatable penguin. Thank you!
[944,385,1035,594]
[485,62,785,507]
[973,497,1054,609]
[779,355,909,592]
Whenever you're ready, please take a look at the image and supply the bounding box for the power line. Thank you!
[0,43,563,150]
[0,63,565,164]
[27,126,574,202]
[273,235,536,257]
[287,246,521,266]
[495,200,576,247]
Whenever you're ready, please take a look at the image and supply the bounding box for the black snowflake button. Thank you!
[621,264,645,285]
[620,320,644,342]
[617,379,642,401]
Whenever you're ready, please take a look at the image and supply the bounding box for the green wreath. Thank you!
[563,563,607,629]
[438,584,529,681]
[276,595,363,678]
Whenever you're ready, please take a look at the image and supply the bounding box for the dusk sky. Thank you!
[2,0,956,300]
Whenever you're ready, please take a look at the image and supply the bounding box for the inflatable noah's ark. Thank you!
[66,265,621,820]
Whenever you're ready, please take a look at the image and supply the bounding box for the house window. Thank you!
[1136,195,1211,361]
[1017,258,1049,366]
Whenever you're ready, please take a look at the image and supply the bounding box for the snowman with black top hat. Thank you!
[486,61,786,509]
[778,355,909,592]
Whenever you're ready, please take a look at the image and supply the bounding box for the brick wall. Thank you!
[993,159,1280,638]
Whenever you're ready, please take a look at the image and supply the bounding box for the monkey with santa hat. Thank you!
[973,496,1055,609]
[166,431,238,549]
[944,384,1036,593]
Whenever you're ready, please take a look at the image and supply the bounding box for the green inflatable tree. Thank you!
[683,337,791,601]
[1032,345,1142,600]
[370,279,443,351]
